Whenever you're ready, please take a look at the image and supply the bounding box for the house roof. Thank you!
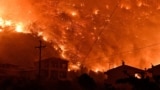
[148,64,160,71]
[104,64,144,75]
[104,64,144,85]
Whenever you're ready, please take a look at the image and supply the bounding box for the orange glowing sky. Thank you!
[0,0,160,71]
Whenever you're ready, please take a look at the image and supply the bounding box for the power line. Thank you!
[82,0,160,64]
[116,42,160,56]
[82,0,122,64]
[99,42,160,62]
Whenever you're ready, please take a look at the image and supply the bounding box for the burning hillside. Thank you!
[0,0,160,71]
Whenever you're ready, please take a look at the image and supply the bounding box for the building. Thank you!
[35,57,68,80]
[0,63,20,84]
[0,63,19,78]
[104,61,144,90]
[147,64,160,84]
[19,67,36,80]
[147,64,160,77]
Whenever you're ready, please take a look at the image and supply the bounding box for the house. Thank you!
[147,64,160,77]
[35,57,69,80]
[147,64,160,83]
[0,63,20,83]
[0,63,19,78]
[19,67,36,80]
[0,63,35,80]
[104,61,144,90]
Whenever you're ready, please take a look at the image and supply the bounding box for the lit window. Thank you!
[135,73,141,79]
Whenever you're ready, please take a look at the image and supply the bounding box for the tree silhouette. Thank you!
[78,73,96,90]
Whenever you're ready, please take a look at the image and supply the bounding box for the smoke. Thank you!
[0,31,60,67]
[0,0,160,70]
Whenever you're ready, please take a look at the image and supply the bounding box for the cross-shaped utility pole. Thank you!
[35,40,46,80]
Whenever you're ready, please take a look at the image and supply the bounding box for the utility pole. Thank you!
[108,62,111,70]
[35,40,46,80]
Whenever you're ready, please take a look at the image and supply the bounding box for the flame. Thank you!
[137,1,142,7]
[120,4,131,10]
[0,17,6,28]
[91,65,108,73]
[0,16,68,66]
[0,17,50,42]
[59,44,68,58]
[38,31,43,36]
[37,31,48,41]
[0,17,29,34]
[71,11,77,17]
[95,68,100,73]
[69,65,80,71]
[0,0,160,73]
[0,29,2,32]
[15,23,24,33]
[68,62,81,71]
[94,9,99,15]
[5,20,12,26]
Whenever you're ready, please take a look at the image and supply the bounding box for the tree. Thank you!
[78,73,96,90]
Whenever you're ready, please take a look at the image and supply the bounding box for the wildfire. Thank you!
[95,68,100,73]
[37,31,48,41]
[42,36,48,41]
[15,23,24,33]
[0,0,160,73]
[92,66,106,73]
[120,4,131,10]
[5,20,12,26]
[0,16,51,43]
[0,17,29,34]
[0,17,12,28]
[0,16,70,68]
[71,11,77,17]
[68,62,81,71]
[94,9,99,15]
[59,44,68,58]
[38,31,43,36]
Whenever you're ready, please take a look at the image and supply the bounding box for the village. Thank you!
[0,33,158,90]
[0,56,159,90]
